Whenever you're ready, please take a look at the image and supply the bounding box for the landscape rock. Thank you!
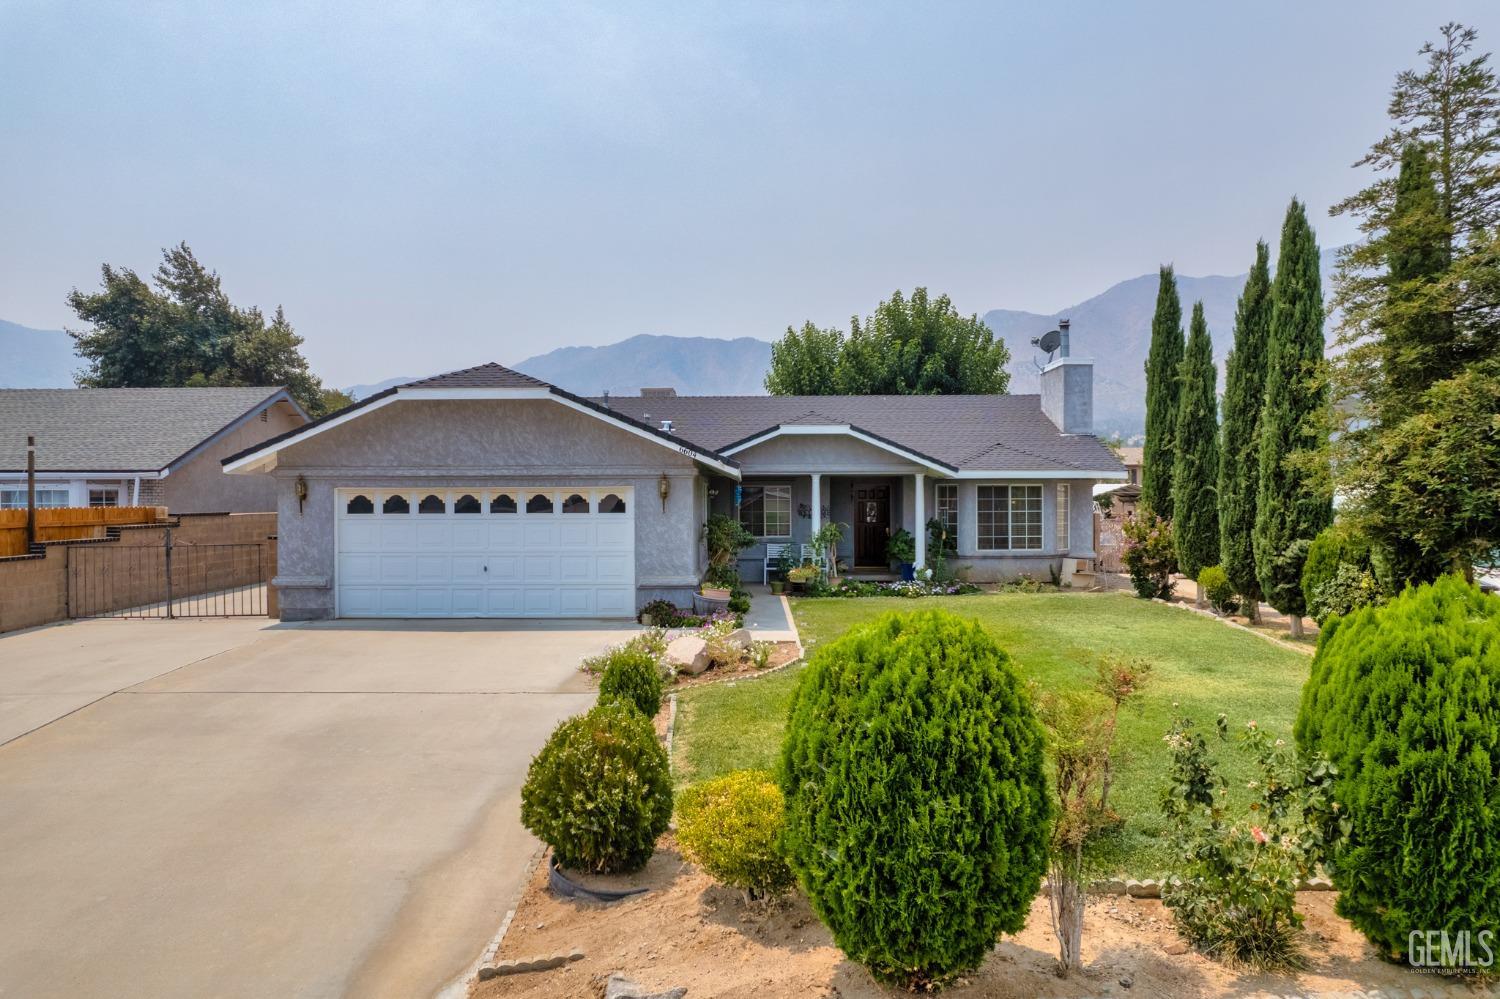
[665,636,710,675]
[1125,879,1160,899]
[604,971,688,999]
[726,628,752,649]
[1162,941,1189,956]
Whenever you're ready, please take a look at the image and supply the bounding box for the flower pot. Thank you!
[693,591,730,615]
[769,580,785,595]
[700,587,731,600]
[899,562,916,582]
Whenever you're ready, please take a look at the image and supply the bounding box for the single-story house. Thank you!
[0,387,306,512]
[224,347,1124,621]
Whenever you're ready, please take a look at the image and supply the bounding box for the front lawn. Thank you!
[673,591,1311,875]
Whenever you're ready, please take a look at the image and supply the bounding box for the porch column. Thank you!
[914,472,926,569]
[810,473,822,537]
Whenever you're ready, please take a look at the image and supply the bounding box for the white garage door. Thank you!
[335,487,635,618]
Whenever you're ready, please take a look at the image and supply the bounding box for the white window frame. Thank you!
[0,487,70,509]
[739,483,792,539]
[934,482,959,552]
[976,483,1044,553]
[1055,483,1070,552]
[89,487,121,508]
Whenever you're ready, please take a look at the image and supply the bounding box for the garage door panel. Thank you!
[337,487,635,619]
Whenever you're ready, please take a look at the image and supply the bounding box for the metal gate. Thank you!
[67,530,269,619]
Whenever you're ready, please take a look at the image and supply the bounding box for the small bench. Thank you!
[763,542,794,584]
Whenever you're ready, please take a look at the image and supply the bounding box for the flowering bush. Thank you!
[1160,715,1344,970]
[580,630,669,677]
[823,578,981,598]
[1123,512,1176,599]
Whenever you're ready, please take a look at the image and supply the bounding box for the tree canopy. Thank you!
[1329,23,1500,585]
[764,288,1010,396]
[68,243,352,418]
[1218,241,1272,615]
[1140,266,1184,521]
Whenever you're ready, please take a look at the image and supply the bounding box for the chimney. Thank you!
[1040,318,1093,434]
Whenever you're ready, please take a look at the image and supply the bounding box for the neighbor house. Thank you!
[223,344,1124,620]
[0,387,306,512]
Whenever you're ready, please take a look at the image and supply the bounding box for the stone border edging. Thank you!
[1149,595,1314,655]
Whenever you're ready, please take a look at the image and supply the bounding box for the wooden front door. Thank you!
[853,483,891,567]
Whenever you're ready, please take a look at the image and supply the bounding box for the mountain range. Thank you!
[1,252,1339,436]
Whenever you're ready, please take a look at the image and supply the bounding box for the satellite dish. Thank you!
[1036,329,1062,355]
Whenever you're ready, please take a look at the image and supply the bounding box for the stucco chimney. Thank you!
[1040,319,1093,434]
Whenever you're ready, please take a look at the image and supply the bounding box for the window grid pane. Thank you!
[1055,484,1069,551]
[935,484,959,551]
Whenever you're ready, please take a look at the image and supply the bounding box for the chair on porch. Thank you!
[801,543,827,571]
[763,542,794,584]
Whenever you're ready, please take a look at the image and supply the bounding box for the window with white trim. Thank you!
[934,483,959,552]
[739,484,791,538]
[976,484,1043,551]
[89,488,120,508]
[1055,483,1070,551]
[0,488,69,509]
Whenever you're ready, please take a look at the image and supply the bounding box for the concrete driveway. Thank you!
[0,616,634,999]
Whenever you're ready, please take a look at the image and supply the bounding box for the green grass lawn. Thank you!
[673,591,1312,876]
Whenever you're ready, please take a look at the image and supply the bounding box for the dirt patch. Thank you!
[667,641,802,691]
[473,841,1444,999]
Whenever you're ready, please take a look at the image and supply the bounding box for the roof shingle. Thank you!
[0,387,293,472]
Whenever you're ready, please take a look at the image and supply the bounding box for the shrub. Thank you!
[749,640,774,669]
[580,631,669,678]
[885,528,916,564]
[639,599,688,627]
[704,514,754,589]
[676,770,795,901]
[1197,565,1238,615]
[1161,716,1341,970]
[727,593,750,614]
[520,701,672,874]
[1122,512,1175,599]
[1295,576,1500,962]
[1301,526,1377,623]
[597,645,664,717]
[779,610,1051,989]
[701,618,743,669]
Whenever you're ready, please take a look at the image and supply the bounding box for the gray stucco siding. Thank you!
[266,398,703,618]
[936,478,1097,583]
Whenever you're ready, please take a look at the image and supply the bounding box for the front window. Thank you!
[977,484,1043,551]
[934,483,958,552]
[89,488,120,508]
[739,484,791,538]
[0,487,69,509]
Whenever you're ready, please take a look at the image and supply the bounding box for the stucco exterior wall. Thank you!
[262,398,701,619]
[733,434,924,475]
[163,399,305,513]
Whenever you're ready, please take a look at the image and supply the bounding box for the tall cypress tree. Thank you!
[1171,301,1220,586]
[1140,266,1184,521]
[1254,199,1333,636]
[1217,242,1272,621]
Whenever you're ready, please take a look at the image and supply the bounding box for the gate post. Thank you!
[164,527,174,620]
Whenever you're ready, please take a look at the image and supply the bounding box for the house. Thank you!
[0,387,307,512]
[223,344,1124,621]
[1095,445,1143,520]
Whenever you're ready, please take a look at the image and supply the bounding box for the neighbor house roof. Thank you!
[596,394,1123,475]
[0,387,302,473]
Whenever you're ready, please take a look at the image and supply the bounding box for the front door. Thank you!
[853,483,891,567]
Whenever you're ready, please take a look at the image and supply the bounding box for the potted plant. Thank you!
[786,564,819,593]
[769,579,786,595]
[810,521,846,584]
[887,529,917,581]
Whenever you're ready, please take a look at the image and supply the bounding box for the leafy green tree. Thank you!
[1218,242,1273,620]
[68,242,351,417]
[1171,302,1220,586]
[1141,266,1184,522]
[1330,24,1500,585]
[1254,200,1332,636]
[764,288,1010,396]
[763,321,843,394]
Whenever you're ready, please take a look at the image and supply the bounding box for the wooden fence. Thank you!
[0,506,169,557]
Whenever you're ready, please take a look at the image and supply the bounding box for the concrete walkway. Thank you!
[740,584,798,642]
[0,616,634,999]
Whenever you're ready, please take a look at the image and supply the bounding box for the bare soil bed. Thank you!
[472,839,1460,999]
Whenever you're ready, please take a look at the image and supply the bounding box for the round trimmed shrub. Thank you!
[1301,525,1375,623]
[597,645,664,717]
[1295,575,1500,959]
[520,701,672,874]
[676,769,794,901]
[779,609,1051,989]
[1197,564,1237,614]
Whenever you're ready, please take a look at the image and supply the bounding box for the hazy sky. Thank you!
[2,1,1494,385]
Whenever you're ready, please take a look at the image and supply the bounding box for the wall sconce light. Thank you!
[294,475,308,515]
[707,487,719,500]
[658,473,671,512]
